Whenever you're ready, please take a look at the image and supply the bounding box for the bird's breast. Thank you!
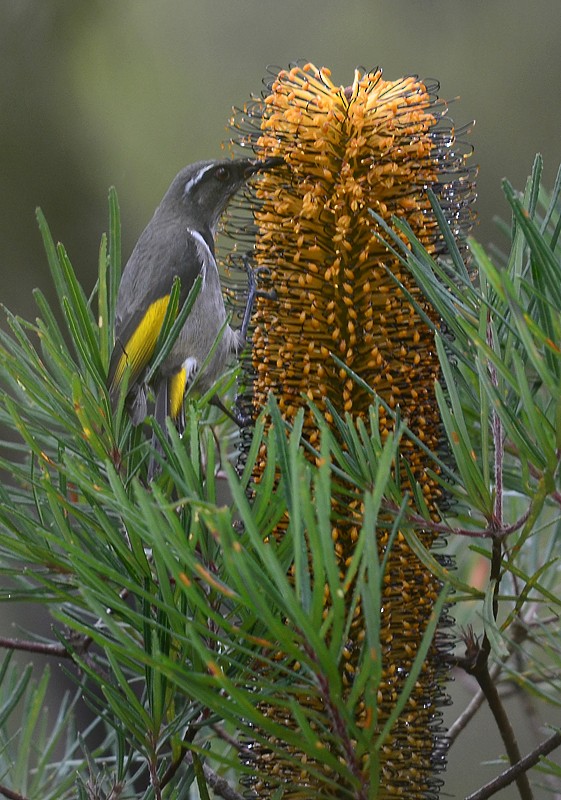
[162,252,238,391]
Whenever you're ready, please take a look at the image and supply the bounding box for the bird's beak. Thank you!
[244,156,285,178]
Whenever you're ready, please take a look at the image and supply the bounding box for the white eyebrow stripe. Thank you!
[183,164,214,196]
[187,228,215,286]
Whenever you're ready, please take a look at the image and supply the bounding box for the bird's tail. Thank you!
[107,340,148,427]
[147,373,186,482]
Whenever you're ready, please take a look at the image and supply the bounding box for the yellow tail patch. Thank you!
[168,369,187,421]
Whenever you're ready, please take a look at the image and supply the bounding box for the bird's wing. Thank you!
[107,223,213,403]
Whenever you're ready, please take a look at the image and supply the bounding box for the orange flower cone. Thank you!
[228,63,476,798]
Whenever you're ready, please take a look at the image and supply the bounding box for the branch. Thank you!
[446,661,503,745]
[185,753,244,800]
[0,635,74,657]
[464,730,561,800]
[211,724,253,759]
[0,590,130,670]
[476,660,531,799]
[448,610,540,747]
[392,504,531,540]
[458,631,533,800]
[0,786,29,800]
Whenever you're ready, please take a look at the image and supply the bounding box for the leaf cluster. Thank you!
[0,192,447,799]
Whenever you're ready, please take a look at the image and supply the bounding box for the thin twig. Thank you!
[464,730,561,800]
[160,719,249,798]
[0,786,29,800]
[0,632,114,689]
[446,661,503,745]
[211,724,253,759]
[160,712,205,788]
[448,608,543,747]
[458,632,533,800]
[184,753,245,800]
[147,748,162,800]
[477,659,532,800]
[0,636,71,657]
[393,504,531,540]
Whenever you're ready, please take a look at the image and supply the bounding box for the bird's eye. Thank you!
[214,165,230,182]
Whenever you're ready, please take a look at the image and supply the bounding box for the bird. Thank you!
[107,156,282,474]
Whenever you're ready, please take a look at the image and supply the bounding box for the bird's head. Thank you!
[159,157,283,235]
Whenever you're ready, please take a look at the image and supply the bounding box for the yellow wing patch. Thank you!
[112,296,171,389]
[168,368,187,421]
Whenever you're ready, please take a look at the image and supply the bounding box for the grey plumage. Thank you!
[107,156,282,475]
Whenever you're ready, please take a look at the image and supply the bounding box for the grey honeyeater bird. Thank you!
[107,156,282,473]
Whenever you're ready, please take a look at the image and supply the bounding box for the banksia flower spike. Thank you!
[228,63,476,798]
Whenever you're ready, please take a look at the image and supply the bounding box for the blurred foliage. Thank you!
[2,0,561,319]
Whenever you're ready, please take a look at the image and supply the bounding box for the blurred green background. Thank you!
[3,0,561,319]
[2,1,561,797]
